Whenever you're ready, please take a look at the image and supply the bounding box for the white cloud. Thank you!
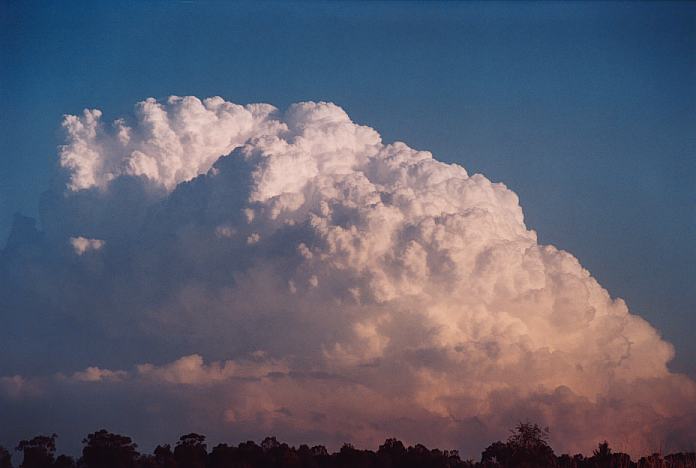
[71,366,127,382]
[1,96,694,457]
[70,236,105,255]
[215,224,236,238]
[59,96,284,191]
[136,354,286,385]
[0,375,39,399]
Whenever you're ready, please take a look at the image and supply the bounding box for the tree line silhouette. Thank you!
[1,423,694,468]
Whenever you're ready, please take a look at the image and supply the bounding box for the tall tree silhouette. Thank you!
[260,436,301,467]
[52,455,75,468]
[378,438,407,467]
[82,430,139,468]
[15,434,57,468]
[208,444,237,468]
[173,434,206,468]
[0,446,12,468]
[481,423,556,468]
[593,441,612,462]
[151,445,177,468]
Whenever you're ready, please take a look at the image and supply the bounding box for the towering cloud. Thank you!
[1,97,694,457]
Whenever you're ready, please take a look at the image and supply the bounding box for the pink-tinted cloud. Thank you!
[1,96,694,458]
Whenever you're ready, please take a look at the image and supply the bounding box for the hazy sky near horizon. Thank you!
[1,0,695,456]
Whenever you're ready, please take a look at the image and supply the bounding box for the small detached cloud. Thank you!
[0,375,41,399]
[136,354,287,385]
[71,367,128,382]
[70,236,105,255]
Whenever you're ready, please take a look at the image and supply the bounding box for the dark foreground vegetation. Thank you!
[1,424,694,468]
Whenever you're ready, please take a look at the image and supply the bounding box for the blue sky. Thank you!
[2,2,696,455]
[1,0,694,376]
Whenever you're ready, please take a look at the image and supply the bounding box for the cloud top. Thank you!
[60,96,282,191]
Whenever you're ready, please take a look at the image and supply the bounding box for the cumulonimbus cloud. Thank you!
[1,96,694,457]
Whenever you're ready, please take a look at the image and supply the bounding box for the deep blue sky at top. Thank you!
[0,1,694,375]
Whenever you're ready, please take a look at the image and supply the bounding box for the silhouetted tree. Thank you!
[664,452,696,467]
[52,455,75,468]
[556,454,575,468]
[236,441,263,466]
[308,445,330,468]
[593,441,613,464]
[260,436,281,453]
[82,430,139,468]
[208,444,238,468]
[6,425,696,468]
[377,438,406,467]
[0,446,12,468]
[150,445,176,468]
[335,443,375,468]
[259,436,301,467]
[173,434,206,468]
[481,440,510,467]
[15,434,57,468]
[295,444,323,468]
[481,423,556,468]
[586,441,636,468]
[310,446,328,457]
[637,453,665,468]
